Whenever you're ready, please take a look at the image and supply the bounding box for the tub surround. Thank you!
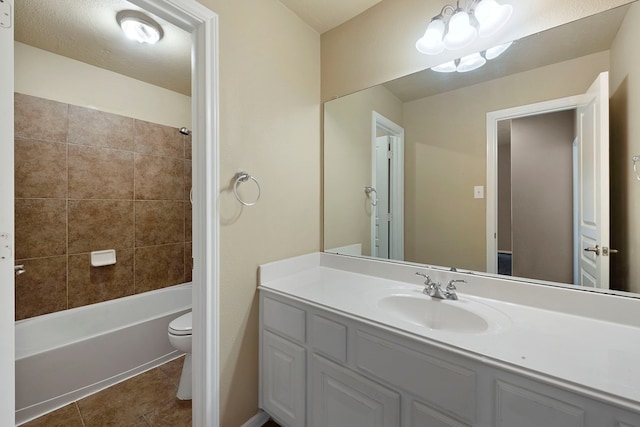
[13,93,193,320]
[15,284,191,425]
[259,252,640,422]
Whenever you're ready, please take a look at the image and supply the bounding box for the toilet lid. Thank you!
[169,312,192,336]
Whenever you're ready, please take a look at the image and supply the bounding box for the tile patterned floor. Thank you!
[21,356,191,427]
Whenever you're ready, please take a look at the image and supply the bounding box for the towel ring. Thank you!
[634,156,640,182]
[233,172,261,206]
[364,186,377,207]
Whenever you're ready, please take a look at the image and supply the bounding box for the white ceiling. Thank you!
[278,0,383,33]
[14,0,376,97]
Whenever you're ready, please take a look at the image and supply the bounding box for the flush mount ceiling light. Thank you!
[116,10,164,44]
[431,41,513,73]
[416,0,512,55]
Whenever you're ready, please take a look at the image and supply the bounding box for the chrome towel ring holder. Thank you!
[233,171,261,206]
[633,156,640,182]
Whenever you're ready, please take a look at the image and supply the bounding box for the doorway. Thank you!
[0,1,220,426]
[371,112,404,260]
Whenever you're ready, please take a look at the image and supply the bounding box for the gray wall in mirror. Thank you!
[324,2,640,296]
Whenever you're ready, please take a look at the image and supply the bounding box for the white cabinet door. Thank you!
[310,354,400,427]
[495,381,585,427]
[262,331,306,427]
[412,400,470,427]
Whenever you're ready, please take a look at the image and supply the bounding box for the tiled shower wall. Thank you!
[14,93,192,321]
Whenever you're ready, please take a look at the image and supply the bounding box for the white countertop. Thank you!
[259,252,640,412]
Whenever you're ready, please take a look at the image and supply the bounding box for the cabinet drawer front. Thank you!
[263,296,306,343]
[311,354,400,427]
[495,381,585,427]
[355,331,475,424]
[262,331,306,427]
[311,315,347,363]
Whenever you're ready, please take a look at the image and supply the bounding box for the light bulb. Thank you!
[431,60,457,73]
[443,10,478,50]
[117,11,163,44]
[416,18,446,55]
[457,52,486,72]
[485,41,512,60]
[474,0,513,37]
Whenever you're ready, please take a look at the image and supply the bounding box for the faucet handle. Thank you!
[415,272,434,284]
[447,279,466,291]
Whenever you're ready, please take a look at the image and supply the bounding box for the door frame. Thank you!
[0,1,15,425]
[371,111,404,260]
[3,0,221,426]
[130,2,220,425]
[486,94,584,275]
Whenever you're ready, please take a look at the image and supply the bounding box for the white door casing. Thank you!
[371,112,404,261]
[0,1,16,425]
[486,72,610,289]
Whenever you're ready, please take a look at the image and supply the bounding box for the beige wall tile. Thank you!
[184,133,192,160]
[185,242,192,283]
[68,145,134,199]
[135,201,184,246]
[14,256,67,320]
[67,105,134,151]
[14,93,68,142]
[134,154,184,201]
[134,120,183,158]
[185,202,192,243]
[184,160,192,202]
[68,200,134,254]
[135,244,185,293]
[68,249,134,308]
[14,138,67,199]
[15,199,67,259]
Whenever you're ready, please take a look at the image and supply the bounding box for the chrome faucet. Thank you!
[415,273,466,300]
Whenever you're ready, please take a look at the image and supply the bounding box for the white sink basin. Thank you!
[376,292,510,334]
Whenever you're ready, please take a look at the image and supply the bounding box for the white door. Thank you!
[487,72,610,288]
[374,135,390,259]
[0,0,15,425]
[577,72,610,289]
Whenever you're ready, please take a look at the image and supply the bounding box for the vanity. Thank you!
[259,252,640,427]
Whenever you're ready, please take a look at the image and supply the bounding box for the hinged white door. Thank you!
[0,1,15,425]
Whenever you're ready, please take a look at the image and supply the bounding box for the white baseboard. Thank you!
[241,410,270,427]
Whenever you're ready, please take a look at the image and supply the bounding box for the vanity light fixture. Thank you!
[416,0,512,55]
[116,10,164,44]
[431,41,512,73]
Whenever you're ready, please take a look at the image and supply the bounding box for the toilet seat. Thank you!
[169,312,192,336]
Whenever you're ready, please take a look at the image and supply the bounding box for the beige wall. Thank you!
[14,42,191,128]
[610,2,640,293]
[403,52,609,271]
[194,1,321,425]
[510,111,574,283]
[324,85,403,254]
[321,0,635,101]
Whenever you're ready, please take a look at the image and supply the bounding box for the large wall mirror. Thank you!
[324,2,640,297]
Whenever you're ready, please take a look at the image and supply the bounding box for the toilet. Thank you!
[168,311,192,400]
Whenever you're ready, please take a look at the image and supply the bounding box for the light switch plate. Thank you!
[474,186,484,199]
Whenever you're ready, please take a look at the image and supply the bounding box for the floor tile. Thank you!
[77,368,177,427]
[144,398,192,427]
[20,403,84,427]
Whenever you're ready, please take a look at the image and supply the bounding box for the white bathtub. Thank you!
[15,283,192,425]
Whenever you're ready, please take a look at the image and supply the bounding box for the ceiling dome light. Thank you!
[474,0,513,37]
[456,52,486,72]
[485,41,513,60]
[416,18,446,55]
[431,60,457,73]
[443,9,478,50]
[116,10,164,44]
